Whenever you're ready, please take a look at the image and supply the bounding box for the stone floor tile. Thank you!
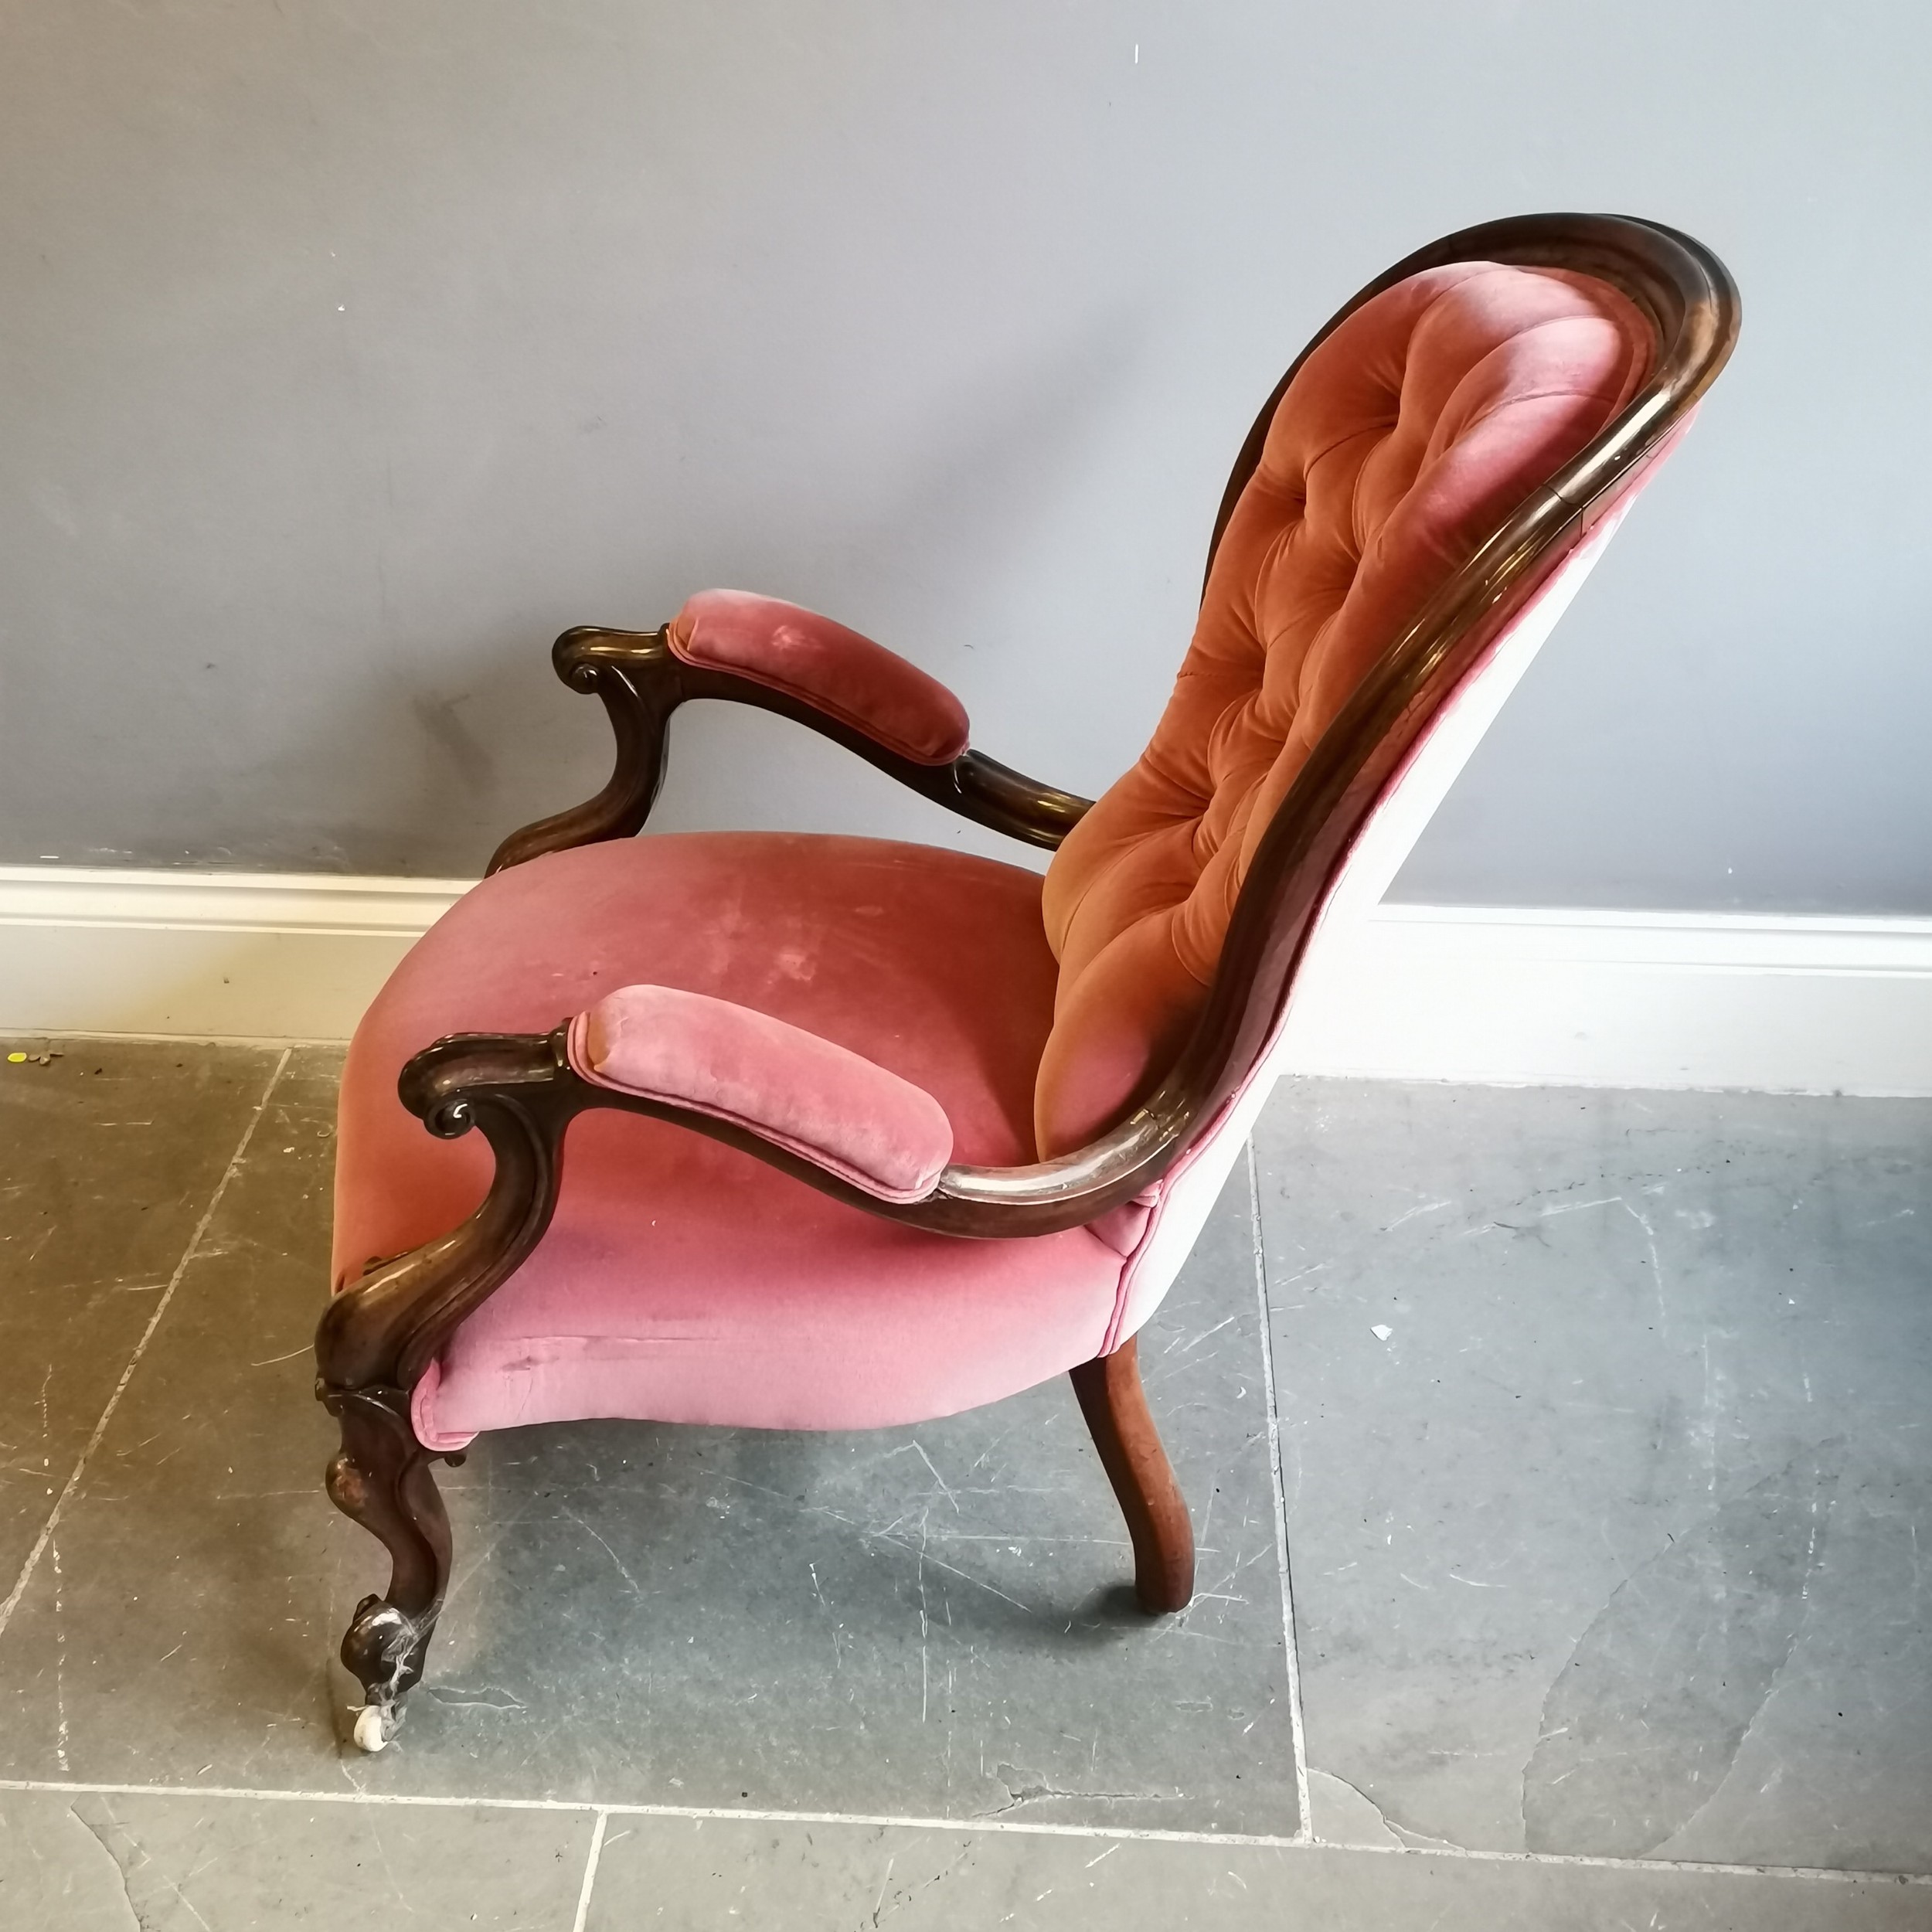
[0,1039,277,1586]
[0,1048,1297,1832]
[1254,1080,1932,1873]
[0,1048,343,1785]
[583,1811,1932,1930]
[0,1787,592,1929]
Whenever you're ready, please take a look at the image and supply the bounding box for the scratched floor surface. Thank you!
[0,1040,1926,1927]
[1254,1079,1932,1876]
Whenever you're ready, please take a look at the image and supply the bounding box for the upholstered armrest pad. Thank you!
[667,590,971,766]
[566,982,954,1202]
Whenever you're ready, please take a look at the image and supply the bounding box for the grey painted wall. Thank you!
[2,2,1927,910]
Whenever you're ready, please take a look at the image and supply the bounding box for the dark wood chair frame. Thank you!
[315,213,1739,1738]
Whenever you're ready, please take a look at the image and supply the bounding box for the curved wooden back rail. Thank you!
[1063,217,1741,1224]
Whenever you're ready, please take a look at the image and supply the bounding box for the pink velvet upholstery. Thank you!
[333,258,1671,1452]
[668,590,971,765]
[333,835,1132,1445]
[1034,264,1655,1153]
[567,981,952,1203]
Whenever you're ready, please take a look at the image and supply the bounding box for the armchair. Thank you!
[316,213,1738,1751]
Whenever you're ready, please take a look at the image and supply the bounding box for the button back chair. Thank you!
[317,213,1738,1750]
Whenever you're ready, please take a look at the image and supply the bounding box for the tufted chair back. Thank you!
[1034,262,1655,1155]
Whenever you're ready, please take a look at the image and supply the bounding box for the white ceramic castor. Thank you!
[352,1703,396,1753]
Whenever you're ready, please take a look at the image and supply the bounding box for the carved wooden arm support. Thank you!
[486,604,1092,873]
[315,1031,581,1401]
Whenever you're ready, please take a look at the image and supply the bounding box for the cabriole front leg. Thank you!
[320,1385,454,1752]
[315,1029,580,1751]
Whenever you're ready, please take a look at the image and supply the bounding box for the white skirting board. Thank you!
[1276,903,1932,1095]
[2,866,1930,1095]
[0,869,464,1046]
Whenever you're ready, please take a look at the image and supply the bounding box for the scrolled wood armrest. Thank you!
[486,611,1091,872]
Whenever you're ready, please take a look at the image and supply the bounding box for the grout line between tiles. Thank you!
[0,1047,292,1646]
[0,1778,1923,1886]
[570,1808,609,1932]
[1247,1138,1311,1842]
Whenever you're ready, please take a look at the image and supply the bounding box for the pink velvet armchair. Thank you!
[316,213,1738,1751]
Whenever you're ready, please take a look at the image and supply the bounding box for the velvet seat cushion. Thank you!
[332,835,1130,1444]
